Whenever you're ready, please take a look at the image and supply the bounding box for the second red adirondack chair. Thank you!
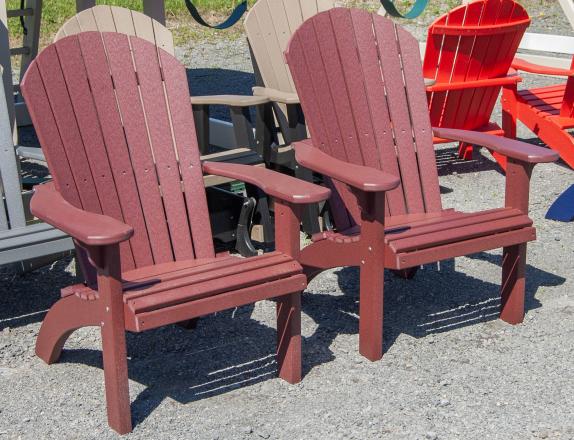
[423,0,530,167]
[285,8,557,361]
[503,57,574,169]
[20,32,330,434]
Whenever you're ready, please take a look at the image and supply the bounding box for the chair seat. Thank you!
[314,208,536,269]
[62,251,305,331]
[517,84,574,128]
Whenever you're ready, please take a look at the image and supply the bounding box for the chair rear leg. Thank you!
[500,243,527,324]
[276,292,301,384]
[36,295,101,364]
[458,142,474,161]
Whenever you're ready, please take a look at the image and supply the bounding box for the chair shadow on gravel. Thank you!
[435,145,502,176]
[0,257,78,331]
[56,302,328,428]
[302,251,565,368]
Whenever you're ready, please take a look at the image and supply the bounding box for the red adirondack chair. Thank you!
[503,57,574,169]
[284,8,557,362]
[423,0,530,166]
[20,32,330,434]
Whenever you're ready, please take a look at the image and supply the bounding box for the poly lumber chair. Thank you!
[423,0,530,167]
[284,8,558,361]
[503,57,574,170]
[20,32,330,434]
[503,57,574,222]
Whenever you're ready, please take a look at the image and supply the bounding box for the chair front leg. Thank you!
[501,159,533,324]
[501,83,518,139]
[274,200,302,384]
[94,244,132,434]
[357,192,386,361]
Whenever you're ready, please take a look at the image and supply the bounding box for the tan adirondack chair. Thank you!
[244,0,335,234]
[245,0,334,149]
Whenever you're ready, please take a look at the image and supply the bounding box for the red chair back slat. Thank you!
[561,57,574,118]
[285,8,442,228]
[424,0,529,130]
[21,32,215,276]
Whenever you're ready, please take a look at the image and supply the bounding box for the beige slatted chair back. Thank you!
[55,5,174,55]
[244,0,335,95]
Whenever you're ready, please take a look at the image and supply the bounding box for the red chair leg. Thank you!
[458,142,474,161]
[98,246,132,434]
[35,295,101,364]
[359,263,384,361]
[276,292,302,384]
[500,243,527,324]
[101,323,131,434]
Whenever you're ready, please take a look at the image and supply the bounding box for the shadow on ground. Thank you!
[308,251,565,359]
[1,246,564,427]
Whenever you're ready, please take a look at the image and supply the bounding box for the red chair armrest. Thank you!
[293,140,400,192]
[202,162,331,204]
[31,183,134,246]
[432,128,559,163]
[427,75,520,92]
[511,58,574,77]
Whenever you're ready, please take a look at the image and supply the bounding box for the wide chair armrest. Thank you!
[511,57,574,77]
[202,162,330,204]
[31,183,134,246]
[190,94,269,107]
[293,140,400,192]
[252,86,300,105]
[432,127,559,164]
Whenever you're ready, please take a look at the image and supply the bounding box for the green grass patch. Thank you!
[6,0,252,46]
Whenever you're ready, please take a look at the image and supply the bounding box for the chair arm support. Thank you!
[31,183,134,246]
[202,162,331,204]
[511,57,574,77]
[293,140,400,193]
[432,127,559,164]
[252,86,300,105]
[426,75,520,92]
[190,94,269,107]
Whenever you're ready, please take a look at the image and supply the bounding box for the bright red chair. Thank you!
[423,0,530,167]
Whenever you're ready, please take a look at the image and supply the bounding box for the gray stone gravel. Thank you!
[2,2,574,439]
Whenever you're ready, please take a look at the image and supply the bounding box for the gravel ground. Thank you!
[2,2,574,439]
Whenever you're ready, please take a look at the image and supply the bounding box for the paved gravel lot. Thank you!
[2,2,574,439]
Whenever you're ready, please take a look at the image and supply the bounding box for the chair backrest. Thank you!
[285,8,442,231]
[55,5,174,55]
[244,0,334,94]
[423,0,529,130]
[21,32,214,274]
[0,65,26,232]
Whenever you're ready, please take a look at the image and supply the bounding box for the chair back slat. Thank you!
[285,8,442,229]
[21,33,214,274]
